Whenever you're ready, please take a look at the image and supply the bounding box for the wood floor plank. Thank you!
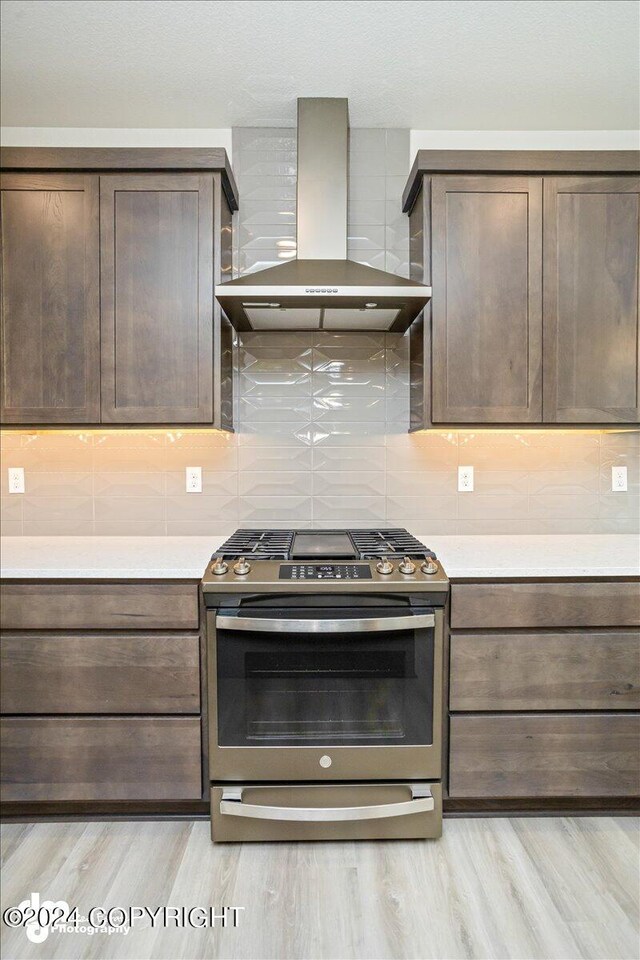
[81,822,193,960]
[0,821,33,867]
[148,822,243,960]
[0,818,637,960]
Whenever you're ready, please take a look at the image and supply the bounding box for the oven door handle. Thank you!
[219,785,434,822]
[215,613,435,633]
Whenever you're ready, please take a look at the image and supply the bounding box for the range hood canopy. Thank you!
[216,98,431,333]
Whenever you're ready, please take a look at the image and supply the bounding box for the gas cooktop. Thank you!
[202,528,448,593]
[213,528,436,562]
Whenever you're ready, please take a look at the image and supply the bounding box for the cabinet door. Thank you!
[0,173,100,423]
[543,176,640,423]
[431,176,542,423]
[100,174,213,422]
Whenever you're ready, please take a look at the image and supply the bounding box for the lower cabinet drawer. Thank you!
[211,782,442,842]
[449,713,640,798]
[0,582,199,630]
[450,581,640,629]
[450,631,640,711]
[0,717,202,801]
[0,633,201,714]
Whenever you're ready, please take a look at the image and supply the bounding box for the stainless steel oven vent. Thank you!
[215,99,431,333]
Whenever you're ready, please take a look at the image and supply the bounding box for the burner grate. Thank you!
[215,529,295,561]
[350,529,435,560]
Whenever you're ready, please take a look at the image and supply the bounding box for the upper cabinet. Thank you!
[405,151,640,427]
[0,173,100,423]
[100,174,214,423]
[543,176,640,423]
[430,176,542,423]
[0,149,238,428]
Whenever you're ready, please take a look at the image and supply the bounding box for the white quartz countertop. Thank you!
[1,534,638,580]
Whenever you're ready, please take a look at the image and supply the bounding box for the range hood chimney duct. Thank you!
[215,97,431,333]
[296,98,348,259]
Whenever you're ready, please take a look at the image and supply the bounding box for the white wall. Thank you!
[409,129,640,162]
[0,127,233,159]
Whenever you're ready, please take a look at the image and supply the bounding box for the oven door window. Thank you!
[216,610,434,747]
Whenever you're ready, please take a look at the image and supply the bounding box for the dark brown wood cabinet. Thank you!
[0,581,199,629]
[543,176,640,423]
[0,632,201,714]
[0,173,100,423]
[100,174,214,423]
[448,713,640,798]
[405,151,640,426]
[0,716,202,801]
[0,578,206,811]
[450,580,640,629]
[430,176,542,422]
[0,150,237,427]
[447,576,640,808]
[449,631,640,711]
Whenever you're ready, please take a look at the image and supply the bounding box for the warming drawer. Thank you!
[211,782,442,842]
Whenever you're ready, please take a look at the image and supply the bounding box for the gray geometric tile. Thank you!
[312,472,386,497]
[349,177,386,201]
[239,472,310,497]
[384,130,410,176]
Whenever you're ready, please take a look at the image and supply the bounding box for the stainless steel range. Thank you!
[202,528,449,842]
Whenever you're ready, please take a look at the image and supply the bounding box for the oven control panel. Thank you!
[279,563,373,581]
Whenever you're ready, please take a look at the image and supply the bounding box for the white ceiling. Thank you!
[1,0,638,130]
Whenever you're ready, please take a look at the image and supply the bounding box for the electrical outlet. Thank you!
[8,467,25,494]
[185,466,202,493]
[611,466,628,492]
[458,465,474,492]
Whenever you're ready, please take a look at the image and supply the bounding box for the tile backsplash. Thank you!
[1,126,639,537]
[2,374,638,535]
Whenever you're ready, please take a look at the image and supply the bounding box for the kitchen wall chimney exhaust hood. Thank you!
[216,98,431,333]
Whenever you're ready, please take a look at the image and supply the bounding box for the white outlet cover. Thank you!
[611,466,628,492]
[8,467,25,494]
[185,466,202,493]
[458,465,474,492]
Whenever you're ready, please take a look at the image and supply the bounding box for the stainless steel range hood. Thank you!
[216,98,431,333]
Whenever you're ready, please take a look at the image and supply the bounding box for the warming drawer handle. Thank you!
[215,613,435,634]
[219,785,434,822]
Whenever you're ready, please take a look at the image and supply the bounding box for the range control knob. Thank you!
[399,556,417,576]
[211,557,229,576]
[376,557,394,575]
[421,557,439,575]
[233,556,251,576]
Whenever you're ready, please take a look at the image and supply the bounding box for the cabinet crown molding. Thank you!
[402,149,640,212]
[0,147,239,211]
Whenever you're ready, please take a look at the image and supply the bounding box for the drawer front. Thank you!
[451,581,640,629]
[0,633,200,714]
[0,717,202,801]
[211,782,442,842]
[449,713,640,798]
[0,582,199,630]
[450,631,640,711]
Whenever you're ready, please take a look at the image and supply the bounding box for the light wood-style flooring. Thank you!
[1,817,638,960]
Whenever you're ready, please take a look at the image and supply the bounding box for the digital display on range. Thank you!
[279,564,373,580]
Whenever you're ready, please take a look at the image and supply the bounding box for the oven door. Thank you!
[208,604,443,781]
